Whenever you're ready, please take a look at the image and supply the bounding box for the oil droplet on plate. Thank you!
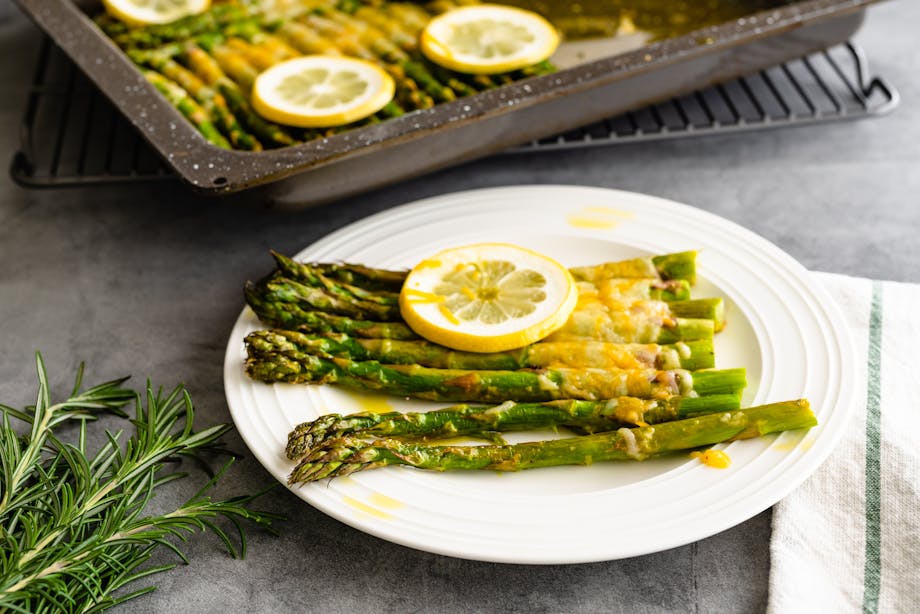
[566,206,634,229]
[368,492,404,510]
[343,495,393,520]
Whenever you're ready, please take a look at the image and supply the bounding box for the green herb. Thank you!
[0,354,280,613]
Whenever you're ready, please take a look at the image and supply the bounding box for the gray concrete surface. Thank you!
[0,1,917,612]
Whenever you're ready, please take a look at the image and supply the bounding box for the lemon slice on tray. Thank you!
[420,4,560,75]
[252,56,395,128]
[103,0,210,26]
[399,243,577,353]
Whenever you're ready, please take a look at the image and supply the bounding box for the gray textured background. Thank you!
[0,1,917,612]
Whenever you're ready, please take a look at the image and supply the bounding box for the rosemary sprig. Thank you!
[0,353,280,612]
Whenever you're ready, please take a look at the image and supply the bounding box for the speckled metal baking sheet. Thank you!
[9,39,898,190]
[11,0,887,207]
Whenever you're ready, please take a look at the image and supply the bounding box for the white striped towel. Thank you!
[768,273,920,614]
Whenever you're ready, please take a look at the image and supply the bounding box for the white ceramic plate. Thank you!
[224,185,857,564]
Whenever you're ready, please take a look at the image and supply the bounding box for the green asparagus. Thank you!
[268,249,697,293]
[133,48,263,150]
[244,353,746,402]
[288,399,816,483]
[183,44,300,148]
[143,71,232,148]
[245,329,716,371]
[271,251,401,305]
[285,393,742,459]
[98,0,562,151]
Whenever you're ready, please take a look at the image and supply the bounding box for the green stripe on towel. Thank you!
[862,281,883,614]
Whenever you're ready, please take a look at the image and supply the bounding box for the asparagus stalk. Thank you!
[244,354,746,402]
[143,71,232,149]
[313,6,459,103]
[183,44,300,148]
[569,250,697,285]
[251,274,402,320]
[208,43,263,93]
[106,3,257,49]
[261,250,697,296]
[669,298,726,332]
[225,36,295,70]
[271,251,400,305]
[248,252,703,337]
[243,289,422,338]
[245,329,715,371]
[276,250,688,303]
[248,274,714,341]
[288,399,816,483]
[132,48,263,150]
[285,393,742,459]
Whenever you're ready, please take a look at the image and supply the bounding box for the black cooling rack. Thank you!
[10,38,899,188]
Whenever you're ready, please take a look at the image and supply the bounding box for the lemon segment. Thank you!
[103,0,210,26]
[420,4,560,75]
[399,243,578,353]
[251,56,395,128]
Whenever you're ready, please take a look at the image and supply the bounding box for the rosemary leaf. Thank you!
[0,353,280,612]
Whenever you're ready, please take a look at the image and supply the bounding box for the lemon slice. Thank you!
[252,56,395,128]
[399,243,577,353]
[103,0,210,26]
[420,4,560,75]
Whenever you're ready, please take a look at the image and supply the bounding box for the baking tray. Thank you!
[13,0,885,207]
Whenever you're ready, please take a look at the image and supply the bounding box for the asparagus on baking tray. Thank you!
[95,0,563,149]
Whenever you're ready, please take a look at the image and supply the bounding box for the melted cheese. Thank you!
[528,341,647,369]
[618,427,642,460]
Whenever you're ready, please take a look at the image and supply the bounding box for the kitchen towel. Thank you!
[768,273,920,614]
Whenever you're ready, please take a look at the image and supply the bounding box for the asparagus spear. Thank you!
[245,329,716,371]
[143,71,232,149]
[313,6,458,103]
[248,274,714,341]
[288,399,816,483]
[132,48,263,150]
[251,274,403,320]
[546,297,715,343]
[209,43,263,93]
[271,251,400,305]
[285,393,742,459]
[244,353,746,402]
[243,288,422,337]
[669,298,726,332]
[276,250,689,304]
[249,252,702,334]
[274,20,435,110]
[261,250,697,295]
[106,3,257,49]
[246,275,715,343]
[183,44,300,148]
[569,250,697,285]
[225,36,294,70]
